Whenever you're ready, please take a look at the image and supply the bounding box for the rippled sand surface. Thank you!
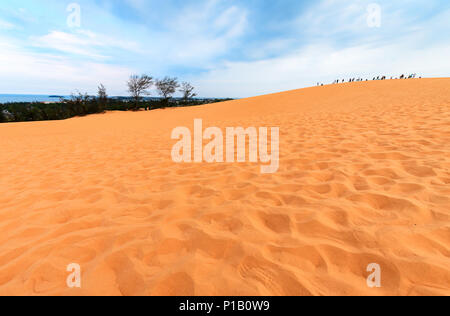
[0,78,449,295]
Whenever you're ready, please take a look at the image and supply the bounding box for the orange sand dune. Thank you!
[0,78,449,296]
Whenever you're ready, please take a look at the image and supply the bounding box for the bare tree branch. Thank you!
[156,77,179,101]
[98,83,107,100]
[127,74,154,110]
[180,82,197,102]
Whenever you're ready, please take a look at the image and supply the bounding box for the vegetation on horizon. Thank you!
[0,74,233,124]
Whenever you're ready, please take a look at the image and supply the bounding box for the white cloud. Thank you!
[124,0,147,11]
[31,31,107,59]
[31,29,142,59]
[214,6,247,38]
[0,37,134,95]
[141,0,248,66]
[0,19,15,30]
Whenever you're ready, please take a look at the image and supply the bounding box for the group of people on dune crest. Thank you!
[317,73,420,86]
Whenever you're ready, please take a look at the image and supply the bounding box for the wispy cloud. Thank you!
[145,0,248,65]
[32,31,108,59]
[0,18,15,30]
[31,29,142,59]
[0,36,134,95]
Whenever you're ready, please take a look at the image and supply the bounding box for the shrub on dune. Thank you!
[0,106,6,123]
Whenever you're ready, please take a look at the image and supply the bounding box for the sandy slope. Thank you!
[0,78,449,296]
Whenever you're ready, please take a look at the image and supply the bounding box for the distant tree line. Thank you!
[0,75,232,123]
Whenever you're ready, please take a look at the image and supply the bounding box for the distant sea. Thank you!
[0,94,69,104]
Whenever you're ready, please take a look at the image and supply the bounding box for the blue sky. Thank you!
[0,0,449,97]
